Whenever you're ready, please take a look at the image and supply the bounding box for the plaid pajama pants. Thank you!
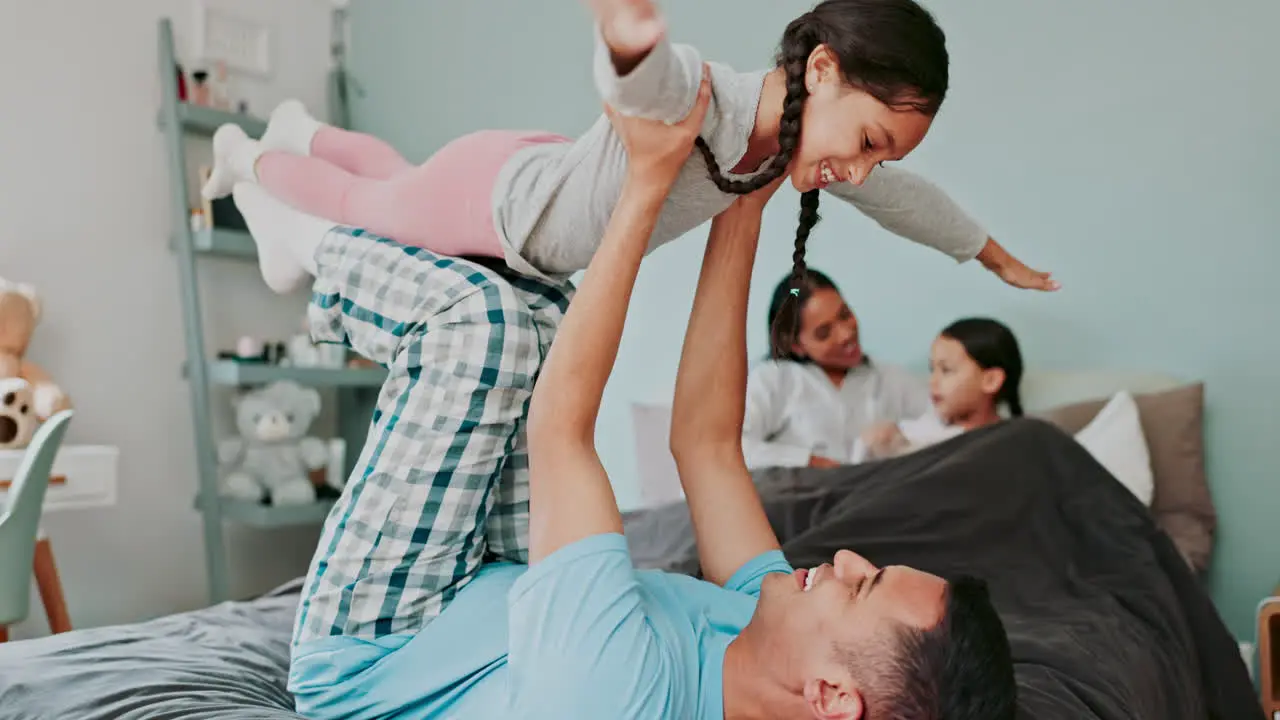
[291,227,572,647]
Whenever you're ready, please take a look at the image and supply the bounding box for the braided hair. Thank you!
[693,10,818,288]
[692,14,815,196]
[696,0,949,354]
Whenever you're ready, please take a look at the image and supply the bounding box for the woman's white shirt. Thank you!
[849,409,967,463]
[742,359,931,469]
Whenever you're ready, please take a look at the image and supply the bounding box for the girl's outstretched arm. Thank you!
[824,166,1059,291]
[525,71,713,565]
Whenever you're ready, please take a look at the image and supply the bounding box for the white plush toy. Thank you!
[283,333,322,367]
[0,378,37,450]
[218,380,329,505]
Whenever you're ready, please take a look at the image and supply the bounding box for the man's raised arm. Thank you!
[669,182,785,586]
[525,72,711,564]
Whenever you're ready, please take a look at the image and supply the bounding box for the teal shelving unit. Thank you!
[156,18,380,603]
[189,228,257,258]
[207,361,387,388]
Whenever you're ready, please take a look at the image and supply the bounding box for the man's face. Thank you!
[752,550,948,716]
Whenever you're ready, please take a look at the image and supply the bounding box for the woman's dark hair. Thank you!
[766,268,840,362]
[694,0,950,302]
[940,318,1024,417]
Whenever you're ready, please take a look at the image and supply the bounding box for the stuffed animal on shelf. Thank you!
[0,378,38,450]
[283,333,322,367]
[0,278,71,421]
[218,380,329,505]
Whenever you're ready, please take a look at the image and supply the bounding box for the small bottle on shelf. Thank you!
[210,61,232,111]
[191,68,210,106]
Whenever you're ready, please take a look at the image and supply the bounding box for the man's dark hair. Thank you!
[849,575,1017,719]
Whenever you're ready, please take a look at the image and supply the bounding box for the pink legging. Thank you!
[255,127,570,257]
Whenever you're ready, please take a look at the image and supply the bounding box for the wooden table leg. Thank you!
[32,538,72,634]
[1261,597,1280,716]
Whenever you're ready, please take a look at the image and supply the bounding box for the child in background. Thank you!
[855,317,1024,461]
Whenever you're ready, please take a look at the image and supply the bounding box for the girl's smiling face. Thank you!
[788,46,934,192]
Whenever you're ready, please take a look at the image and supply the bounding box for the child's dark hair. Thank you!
[766,268,840,362]
[694,0,949,296]
[940,318,1024,417]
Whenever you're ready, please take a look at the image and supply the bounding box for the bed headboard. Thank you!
[1020,369,1185,413]
[630,368,1188,510]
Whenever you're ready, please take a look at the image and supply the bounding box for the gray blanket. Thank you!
[0,580,306,720]
[0,420,1259,719]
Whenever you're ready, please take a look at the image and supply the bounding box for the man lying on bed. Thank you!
[284,89,1015,720]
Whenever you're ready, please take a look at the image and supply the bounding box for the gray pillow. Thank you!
[1035,383,1214,573]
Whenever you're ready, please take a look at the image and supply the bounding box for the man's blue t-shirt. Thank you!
[289,533,793,719]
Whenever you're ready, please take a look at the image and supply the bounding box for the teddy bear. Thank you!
[0,378,38,450]
[217,380,329,505]
[0,277,71,422]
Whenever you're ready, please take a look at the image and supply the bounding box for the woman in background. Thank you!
[742,269,930,469]
[855,317,1024,461]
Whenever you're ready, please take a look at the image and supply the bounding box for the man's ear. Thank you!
[980,367,1007,396]
[803,677,865,720]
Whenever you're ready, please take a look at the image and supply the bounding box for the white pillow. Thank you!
[630,403,684,508]
[1072,391,1155,505]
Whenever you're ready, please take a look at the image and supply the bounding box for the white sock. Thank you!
[232,182,329,293]
[261,99,322,156]
[202,124,264,200]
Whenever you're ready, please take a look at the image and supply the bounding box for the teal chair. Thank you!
[0,410,72,642]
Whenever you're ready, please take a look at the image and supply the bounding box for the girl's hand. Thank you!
[605,64,712,191]
[976,237,1060,291]
[861,422,908,458]
[585,0,666,74]
[808,455,841,469]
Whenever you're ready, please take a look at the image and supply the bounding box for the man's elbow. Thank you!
[667,419,701,463]
[527,402,593,454]
[669,409,739,454]
[670,435,742,470]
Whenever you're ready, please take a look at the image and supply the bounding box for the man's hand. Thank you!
[604,63,711,189]
[525,69,712,564]
[736,174,787,211]
[976,237,1060,291]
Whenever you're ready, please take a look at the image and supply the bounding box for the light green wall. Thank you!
[346,0,1279,640]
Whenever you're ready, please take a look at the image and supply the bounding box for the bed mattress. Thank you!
[0,581,305,720]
